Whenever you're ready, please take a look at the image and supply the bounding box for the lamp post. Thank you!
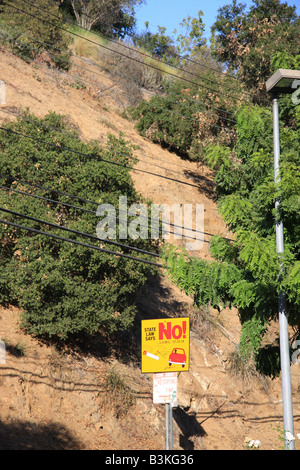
[265,69,300,450]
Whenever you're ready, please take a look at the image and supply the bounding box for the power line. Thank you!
[1,25,237,123]
[0,180,214,243]
[0,173,235,243]
[0,131,234,242]
[3,0,248,104]
[0,40,236,136]
[0,206,160,258]
[113,26,240,83]
[0,125,206,189]
[0,103,210,173]
[0,4,238,298]
[0,107,218,181]
[0,114,233,242]
[0,87,234,242]
[67,2,242,84]
[0,32,237,130]
[0,217,163,267]
[0,7,236,244]
[28,0,250,100]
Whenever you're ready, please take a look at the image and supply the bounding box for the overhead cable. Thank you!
[24,0,250,100]
[0,206,160,258]
[2,0,248,103]
[0,182,213,243]
[0,35,237,131]
[0,105,211,173]
[1,27,237,123]
[0,107,221,180]
[67,2,242,84]
[0,125,206,189]
[0,218,163,267]
[0,174,234,242]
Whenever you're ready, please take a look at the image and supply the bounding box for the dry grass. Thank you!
[69,28,181,101]
[105,366,136,418]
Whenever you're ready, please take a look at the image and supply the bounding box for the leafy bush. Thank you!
[0,0,71,70]
[129,77,239,160]
[163,96,300,377]
[211,0,300,103]
[0,112,159,339]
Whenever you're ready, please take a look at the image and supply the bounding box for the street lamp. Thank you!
[265,69,300,451]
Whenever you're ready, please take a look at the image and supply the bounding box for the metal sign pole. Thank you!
[165,403,169,450]
[144,318,189,451]
[165,403,174,450]
[169,403,174,450]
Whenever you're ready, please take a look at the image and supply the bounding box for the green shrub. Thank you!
[0,0,71,70]
[0,112,158,339]
[163,97,300,378]
[129,77,238,161]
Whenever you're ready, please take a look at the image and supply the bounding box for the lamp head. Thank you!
[266,69,300,94]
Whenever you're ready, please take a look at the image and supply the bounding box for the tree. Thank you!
[211,0,300,102]
[133,23,178,64]
[173,10,207,61]
[134,11,209,67]
[129,73,241,161]
[0,112,158,339]
[164,94,300,378]
[0,0,71,69]
[129,10,248,159]
[61,0,144,35]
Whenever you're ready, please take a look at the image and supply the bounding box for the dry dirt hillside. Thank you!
[0,46,299,451]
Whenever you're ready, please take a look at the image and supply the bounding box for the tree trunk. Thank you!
[70,0,96,31]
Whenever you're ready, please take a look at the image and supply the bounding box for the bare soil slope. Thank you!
[0,48,299,450]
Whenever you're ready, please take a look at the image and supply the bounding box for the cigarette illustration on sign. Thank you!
[143,350,159,361]
[141,317,190,373]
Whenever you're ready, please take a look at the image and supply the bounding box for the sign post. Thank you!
[142,317,190,450]
[169,403,173,450]
[166,401,170,450]
[153,372,177,450]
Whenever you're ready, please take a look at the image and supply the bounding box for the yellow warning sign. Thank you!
[141,317,190,373]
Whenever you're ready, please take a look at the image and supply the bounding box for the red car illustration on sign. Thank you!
[168,348,186,367]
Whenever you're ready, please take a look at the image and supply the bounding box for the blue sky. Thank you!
[134,0,300,40]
